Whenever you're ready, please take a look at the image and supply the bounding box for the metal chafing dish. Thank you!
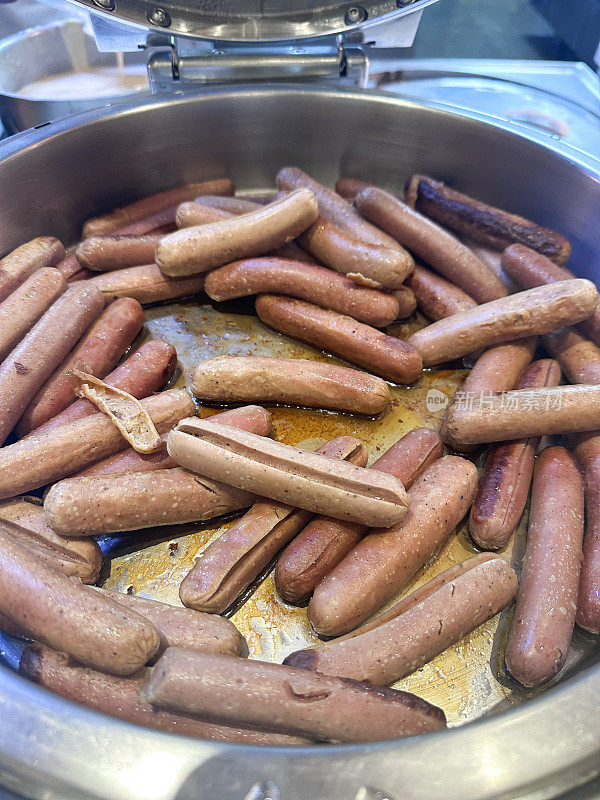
[1,1,600,798]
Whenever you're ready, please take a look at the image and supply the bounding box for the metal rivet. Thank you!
[344,6,367,24]
[92,0,115,10]
[147,7,171,26]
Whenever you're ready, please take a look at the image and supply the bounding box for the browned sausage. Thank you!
[275,427,443,605]
[87,263,207,305]
[335,177,373,201]
[156,190,319,277]
[463,238,518,292]
[75,234,163,271]
[175,203,233,229]
[355,187,507,303]
[469,359,562,550]
[308,456,478,636]
[405,175,571,265]
[0,388,194,498]
[191,356,391,415]
[179,436,368,614]
[30,340,177,437]
[0,237,65,302]
[204,258,400,327]
[82,179,234,237]
[284,554,517,684]
[16,297,144,436]
[141,648,446,742]
[407,279,597,367]
[55,253,85,281]
[193,195,262,214]
[255,294,422,384]
[0,268,66,361]
[569,432,600,634]
[405,264,477,321]
[505,446,584,687]
[0,498,101,584]
[544,327,600,385]
[20,644,309,745]
[0,283,105,446]
[0,524,159,675]
[115,205,179,236]
[392,285,417,318]
[458,337,538,399]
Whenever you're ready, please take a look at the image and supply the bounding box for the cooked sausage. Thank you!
[502,244,600,346]
[0,388,193,498]
[30,340,177,437]
[87,263,207,305]
[55,252,85,281]
[96,589,244,658]
[405,175,571,264]
[0,237,65,302]
[463,239,518,292]
[75,234,163,271]
[82,179,234,237]
[204,258,400,327]
[308,456,478,636]
[275,427,443,605]
[457,337,538,398]
[141,648,446,742]
[16,297,144,436]
[255,295,422,384]
[115,205,179,236]
[355,187,507,303]
[77,406,271,477]
[20,644,308,745]
[168,417,410,527]
[0,498,101,584]
[407,279,597,367]
[544,328,600,385]
[285,554,517,684]
[0,268,66,361]
[442,385,600,450]
[179,436,368,614]
[193,195,262,214]
[569,432,600,634]
[505,446,584,687]
[191,356,391,415]
[335,177,373,201]
[156,189,319,277]
[469,359,562,550]
[175,203,233,229]
[0,283,105,446]
[405,264,477,321]
[0,524,159,674]
[392,285,417,318]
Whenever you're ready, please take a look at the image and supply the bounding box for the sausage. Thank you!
[308,456,478,636]
[77,406,271,477]
[544,327,600,385]
[355,187,507,303]
[275,427,443,605]
[168,417,410,527]
[405,264,477,321]
[442,385,600,450]
[55,253,84,281]
[255,295,422,384]
[468,359,562,550]
[405,175,572,265]
[16,297,145,436]
[335,177,373,201]
[20,644,308,746]
[571,432,600,633]
[75,234,163,271]
[463,239,518,292]
[87,263,207,305]
[179,436,368,614]
[284,554,517,684]
[0,237,65,302]
[175,203,233,229]
[0,388,194,498]
[505,446,584,687]
[44,406,273,534]
[0,283,105,446]
[203,258,400,327]
[0,268,66,362]
[82,179,234,237]
[407,279,597,367]
[96,589,244,658]
[141,648,446,742]
[114,205,179,236]
[194,195,264,214]
[457,337,538,399]
[0,498,101,584]
[30,340,177,437]
[502,244,600,347]
[156,189,319,277]
[392,285,417,318]
[191,356,391,415]
[0,524,159,675]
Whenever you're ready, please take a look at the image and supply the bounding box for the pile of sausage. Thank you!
[0,165,599,745]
